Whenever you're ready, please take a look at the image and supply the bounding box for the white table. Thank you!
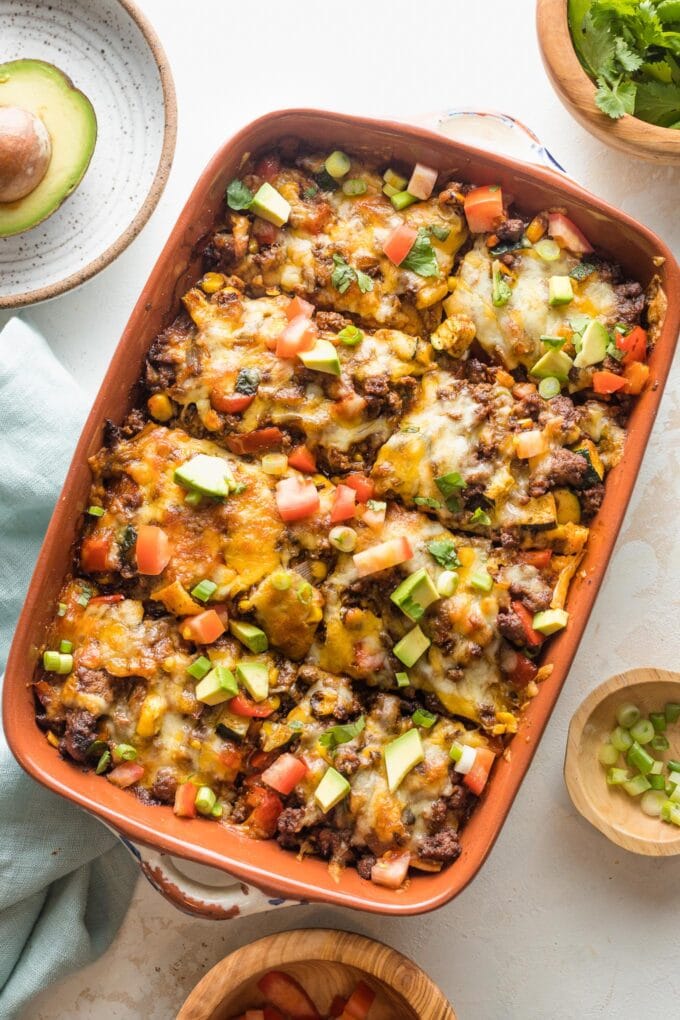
[10,1,680,1016]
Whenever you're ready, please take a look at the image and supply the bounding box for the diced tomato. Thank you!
[344,473,375,503]
[547,212,593,255]
[226,428,284,455]
[615,324,647,365]
[407,162,438,201]
[88,593,125,606]
[504,650,538,690]
[514,429,548,459]
[276,315,318,359]
[341,981,376,1019]
[592,370,626,394]
[244,786,284,838]
[353,536,413,577]
[287,445,317,473]
[463,185,504,233]
[464,746,496,795]
[360,502,386,531]
[286,295,315,321]
[520,550,552,569]
[261,753,308,795]
[174,781,198,817]
[275,476,320,522]
[81,536,112,573]
[370,850,411,889]
[106,762,144,788]
[135,525,171,576]
[180,609,226,644]
[623,361,650,395]
[252,218,280,246]
[210,382,256,414]
[229,694,276,718]
[382,223,417,265]
[330,484,356,523]
[257,970,320,1020]
[329,996,348,1018]
[255,153,280,182]
[511,600,543,648]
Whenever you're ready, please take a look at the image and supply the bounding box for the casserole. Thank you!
[4,110,679,917]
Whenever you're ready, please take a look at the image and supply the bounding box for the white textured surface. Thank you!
[0,0,166,302]
[9,0,680,1017]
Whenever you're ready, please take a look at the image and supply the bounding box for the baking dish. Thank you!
[4,109,679,918]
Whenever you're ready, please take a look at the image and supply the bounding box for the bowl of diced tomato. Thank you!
[176,929,455,1020]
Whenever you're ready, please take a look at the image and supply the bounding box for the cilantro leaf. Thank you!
[426,539,461,569]
[318,715,365,750]
[226,179,254,211]
[401,228,440,278]
[569,261,596,280]
[615,36,643,73]
[469,507,492,526]
[635,79,680,125]
[414,496,442,509]
[429,224,451,242]
[595,75,637,118]
[355,267,375,294]
[331,255,374,294]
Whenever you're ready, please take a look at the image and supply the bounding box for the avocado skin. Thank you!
[0,59,97,237]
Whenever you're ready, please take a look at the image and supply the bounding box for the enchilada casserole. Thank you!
[34,141,663,890]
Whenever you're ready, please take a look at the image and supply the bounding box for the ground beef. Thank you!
[361,373,401,419]
[516,390,543,421]
[316,827,353,864]
[496,218,525,243]
[75,667,115,707]
[509,579,551,614]
[499,527,520,549]
[276,806,306,845]
[614,281,645,325]
[541,394,579,430]
[426,797,448,833]
[528,448,588,496]
[356,854,377,881]
[461,482,489,511]
[418,828,462,863]
[464,358,495,385]
[580,483,605,520]
[61,709,98,762]
[315,310,351,332]
[150,768,178,804]
[448,783,472,813]
[497,608,526,646]
[333,747,361,776]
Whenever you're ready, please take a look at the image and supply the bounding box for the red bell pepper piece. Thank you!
[511,600,543,648]
[88,593,125,606]
[210,388,256,414]
[174,781,198,818]
[592,370,626,394]
[261,753,308,795]
[257,970,320,1019]
[229,694,276,718]
[615,324,647,365]
[520,550,552,569]
[225,428,284,455]
[287,445,317,473]
[464,746,496,795]
[244,787,284,838]
[505,651,538,690]
[340,981,376,1019]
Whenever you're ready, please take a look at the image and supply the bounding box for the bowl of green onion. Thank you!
[565,667,680,855]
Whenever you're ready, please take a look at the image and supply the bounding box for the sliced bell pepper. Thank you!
[330,484,356,523]
[287,445,317,473]
[511,600,544,648]
[615,324,647,365]
[257,971,320,1020]
[520,550,552,568]
[210,384,256,414]
[592,370,626,394]
[463,746,496,795]
[382,223,418,265]
[275,476,320,522]
[229,694,276,718]
[261,753,308,795]
[135,525,171,576]
[463,185,504,233]
[174,781,198,818]
[225,428,284,455]
[244,786,284,838]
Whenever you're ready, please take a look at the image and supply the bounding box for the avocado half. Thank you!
[0,59,97,237]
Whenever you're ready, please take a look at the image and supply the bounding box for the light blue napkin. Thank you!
[0,318,138,1019]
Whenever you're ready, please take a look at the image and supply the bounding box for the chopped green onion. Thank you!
[669,784,680,805]
[391,190,419,211]
[42,650,73,674]
[57,602,67,617]
[650,711,667,732]
[469,507,491,526]
[382,183,399,198]
[470,571,493,593]
[329,526,357,552]
[396,672,410,688]
[650,735,669,752]
[76,587,92,608]
[436,570,459,597]
[325,150,351,179]
[195,786,217,815]
[630,718,655,745]
[296,581,314,604]
[650,759,664,775]
[598,743,619,766]
[606,767,629,785]
[660,800,680,825]
[626,740,654,774]
[87,505,105,517]
[414,496,442,509]
[540,335,566,349]
[185,491,203,508]
[211,802,223,818]
[667,759,680,772]
[648,773,666,790]
[95,750,111,774]
[616,702,640,729]
[342,178,367,196]
[191,579,218,603]
[113,743,138,762]
[538,376,561,400]
[383,168,408,191]
[665,702,680,724]
[623,774,651,797]
[59,639,73,654]
[533,238,561,261]
[261,453,288,476]
[337,325,364,346]
[412,708,437,729]
[610,726,633,753]
[641,789,666,817]
[449,741,463,764]
[271,570,292,591]
[187,656,211,680]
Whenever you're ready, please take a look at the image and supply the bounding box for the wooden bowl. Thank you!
[536,0,680,165]
[176,929,456,1019]
[565,667,680,855]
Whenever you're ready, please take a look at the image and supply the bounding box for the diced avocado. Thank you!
[532,608,569,634]
[574,319,609,368]
[195,666,238,706]
[530,349,574,382]
[236,661,269,701]
[548,276,574,307]
[229,620,268,653]
[298,339,341,376]
[0,59,97,237]
[250,182,290,227]
[393,625,431,667]
[174,454,235,498]
[390,568,440,622]
[384,728,424,792]
[314,767,350,812]
[216,711,250,741]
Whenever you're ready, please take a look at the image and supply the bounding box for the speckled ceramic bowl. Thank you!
[0,0,176,308]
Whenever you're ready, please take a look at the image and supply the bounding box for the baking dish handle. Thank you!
[118,836,305,920]
[410,110,567,175]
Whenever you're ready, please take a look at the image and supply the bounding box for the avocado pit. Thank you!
[0,105,52,203]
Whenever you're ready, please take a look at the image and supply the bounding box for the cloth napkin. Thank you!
[0,318,138,1019]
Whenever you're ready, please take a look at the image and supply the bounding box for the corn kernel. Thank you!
[526,215,547,244]
[457,547,476,567]
[136,693,166,738]
[201,272,226,294]
[311,561,327,581]
[147,393,174,422]
[447,276,457,291]
[46,730,60,748]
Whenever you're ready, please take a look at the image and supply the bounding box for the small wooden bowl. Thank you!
[176,929,456,1019]
[536,0,680,165]
[565,667,680,855]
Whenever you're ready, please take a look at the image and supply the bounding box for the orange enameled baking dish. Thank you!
[4,110,679,917]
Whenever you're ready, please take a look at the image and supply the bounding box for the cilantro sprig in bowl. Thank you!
[537,0,680,164]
